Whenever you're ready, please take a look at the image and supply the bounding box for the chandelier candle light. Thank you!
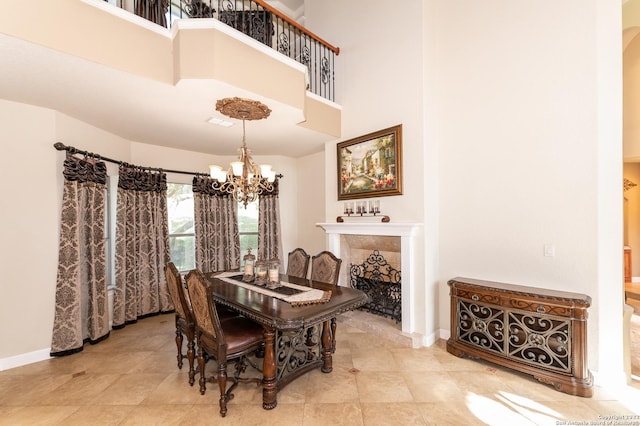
[209,97,278,208]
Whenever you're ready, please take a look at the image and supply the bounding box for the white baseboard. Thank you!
[0,348,51,371]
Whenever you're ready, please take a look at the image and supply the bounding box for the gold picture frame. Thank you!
[337,124,403,200]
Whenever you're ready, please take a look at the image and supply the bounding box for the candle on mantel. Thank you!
[371,200,381,214]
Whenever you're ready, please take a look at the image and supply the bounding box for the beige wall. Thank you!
[0,101,59,360]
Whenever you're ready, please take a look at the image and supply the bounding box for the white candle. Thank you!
[268,268,279,283]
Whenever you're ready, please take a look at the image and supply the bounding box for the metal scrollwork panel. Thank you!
[350,251,402,323]
[508,312,571,373]
[320,57,331,84]
[457,300,505,354]
[276,326,321,382]
[277,32,290,56]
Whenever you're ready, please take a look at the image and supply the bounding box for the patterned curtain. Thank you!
[258,178,283,269]
[51,154,110,356]
[113,165,172,327]
[135,0,169,27]
[192,176,241,272]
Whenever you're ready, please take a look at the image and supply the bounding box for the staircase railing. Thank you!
[109,0,339,101]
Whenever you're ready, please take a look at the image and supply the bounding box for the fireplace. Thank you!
[316,222,422,342]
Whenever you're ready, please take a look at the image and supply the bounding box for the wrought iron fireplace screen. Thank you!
[349,250,401,323]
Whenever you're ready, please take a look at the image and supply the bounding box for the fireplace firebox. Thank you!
[349,250,401,323]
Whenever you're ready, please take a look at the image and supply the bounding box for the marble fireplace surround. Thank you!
[316,222,422,341]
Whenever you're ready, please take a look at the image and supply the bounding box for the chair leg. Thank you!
[197,337,207,395]
[175,317,184,369]
[218,362,228,417]
[331,318,337,353]
[187,337,196,386]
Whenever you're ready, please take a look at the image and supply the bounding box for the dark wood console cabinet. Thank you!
[447,277,593,397]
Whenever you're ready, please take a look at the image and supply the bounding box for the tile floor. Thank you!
[0,306,639,426]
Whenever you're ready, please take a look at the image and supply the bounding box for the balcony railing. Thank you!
[108,0,339,101]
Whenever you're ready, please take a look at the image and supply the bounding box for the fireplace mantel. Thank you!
[316,222,421,238]
[316,222,422,342]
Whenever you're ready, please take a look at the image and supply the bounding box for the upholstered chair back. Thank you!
[310,251,342,285]
[185,269,221,342]
[287,248,310,279]
[166,262,191,321]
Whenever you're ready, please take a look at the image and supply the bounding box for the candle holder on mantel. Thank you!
[337,200,390,223]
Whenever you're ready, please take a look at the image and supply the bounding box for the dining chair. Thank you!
[165,262,198,385]
[185,269,264,417]
[286,247,310,279]
[310,250,342,286]
[310,251,343,352]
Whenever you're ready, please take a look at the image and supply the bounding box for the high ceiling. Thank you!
[0,0,338,159]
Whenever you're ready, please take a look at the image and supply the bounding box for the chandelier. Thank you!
[208,97,278,208]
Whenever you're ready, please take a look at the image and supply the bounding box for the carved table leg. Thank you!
[321,319,333,373]
[262,326,278,409]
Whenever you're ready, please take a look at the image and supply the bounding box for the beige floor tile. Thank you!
[0,405,81,426]
[141,372,210,405]
[83,351,158,374]
[38,373,122,405]
[303,402,364,426]
[347,332,396,353]
[332,350,355,368]
[182,402,304,425]
[361,402,426,425]
[119,404,192,426]
[418,398,541,426]
[488,368,580,402]
[352,347,401,371]
[579,397,640,416]
[432,351,490,372]
[56,405,135,425]
[0,374,74,406]
[390,347,444,372]
[401,371,466,402]
[267,370,309,404]
[89,373,169,405]
[541,400,603,423]
[447,369,521,396]
[304,365,360,403]
[0,356,77,376]
[356,371,414,403]
[128,349,183,374]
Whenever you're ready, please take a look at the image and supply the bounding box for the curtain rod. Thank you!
[54,142,284,179]
[54,142,205,176]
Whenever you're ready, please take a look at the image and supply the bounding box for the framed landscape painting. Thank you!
[337,124,403,200]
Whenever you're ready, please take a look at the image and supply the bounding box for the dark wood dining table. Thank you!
[204,271,368,410]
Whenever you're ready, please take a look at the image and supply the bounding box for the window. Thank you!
[166,182,258,271]
[167,183,195,272]
[238,200,259,257]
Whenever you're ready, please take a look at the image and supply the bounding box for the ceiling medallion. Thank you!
[215,97,271,121]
